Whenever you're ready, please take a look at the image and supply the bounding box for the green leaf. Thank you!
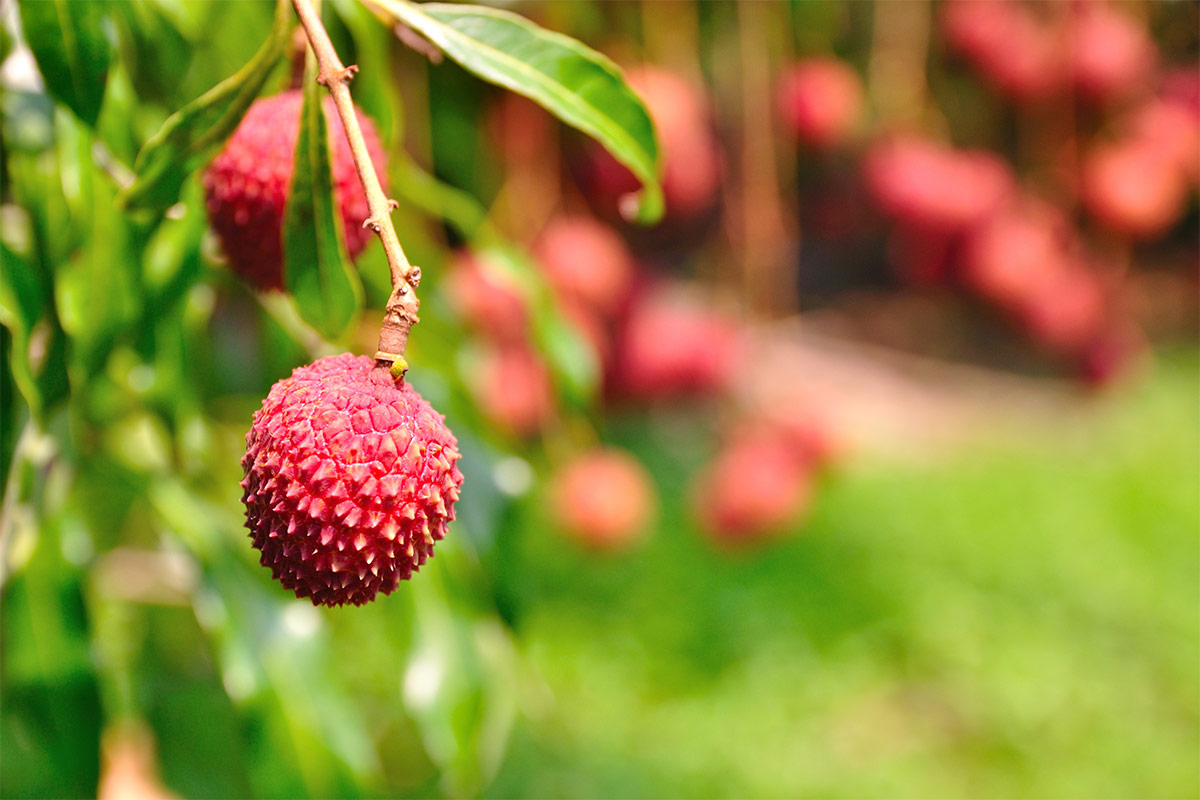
[281,64,364,340]
[369,0,664,224]
[110,0,193,107]
[0,243,69,421]
[18,0,111,126]
[119,0,291,213]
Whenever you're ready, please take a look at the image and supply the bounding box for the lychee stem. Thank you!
[291,0,419,375]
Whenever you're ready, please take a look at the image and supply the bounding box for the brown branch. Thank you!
[291,0,420,376]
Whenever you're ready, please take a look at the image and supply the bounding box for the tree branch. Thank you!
[291,0,420,375]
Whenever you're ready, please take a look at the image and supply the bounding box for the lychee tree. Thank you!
[0,0,663,795]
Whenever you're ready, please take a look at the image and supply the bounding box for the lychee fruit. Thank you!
[241,354,463,606]
[941,0,1066,103]
[1081,140,1187,239]
[472,344,556,438]
[776,58,864,149]
[443,250,530,344]
[692,434,813,545]
[533,216,636,319]
[863,137,1015,235]
[614,285,742,401]
[1067,2,1156,105]
[960,202,1068,309]
[204,90,388,291]
[549,448,656,551]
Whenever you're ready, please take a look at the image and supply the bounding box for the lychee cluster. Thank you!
[204,90,388,291]
[241,354,463,606]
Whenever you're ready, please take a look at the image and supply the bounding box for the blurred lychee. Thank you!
[863,137,1015,234]
[692,434,812,545]
[942,0,1065,103]
[549,448,656,551]
[533,216,636,318]
[615,286,743,401]
[472,344,555,437]
[776,58,864,149]
[1068,2,1157,104]
[444,250,529,343]
[1082,141,1187,239]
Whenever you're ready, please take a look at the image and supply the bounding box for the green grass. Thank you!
[486,351,1200,798]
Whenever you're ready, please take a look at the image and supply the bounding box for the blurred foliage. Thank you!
[1,0,1198,798]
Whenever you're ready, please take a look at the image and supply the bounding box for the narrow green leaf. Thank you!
[281,65,364,340]
[369,0,664,224]
[110,0,193,107]
[119,0,291,212]
[19,0,111,126]
[0,243,69,420]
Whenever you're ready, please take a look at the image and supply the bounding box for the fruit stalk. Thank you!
[291,0,419,372]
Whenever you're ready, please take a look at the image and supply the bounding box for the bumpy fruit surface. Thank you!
[241,354,463,606]
[204,91,387,291]
[549,448,656,551]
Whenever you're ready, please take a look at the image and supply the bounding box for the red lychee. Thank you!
[960,202,1068,309]
[692,434,812,545]
[615,286,742,401]
[1067,2,1156,105]
[863,137,1015,234]
[444,250,530,344]
[241,354,463,607]
[549,448,656,551]
[941,0,1066,103]
[204,90,387,291]
[472,344,556,438]
[533,216,636,319]
[1081,140,1187,239]
[776,58,864,149]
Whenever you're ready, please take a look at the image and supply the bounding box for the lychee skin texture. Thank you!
[241,354,463,607]
[204,91,387,291]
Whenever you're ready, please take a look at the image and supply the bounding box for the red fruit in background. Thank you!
[1082,141,1187,239]
[776,58,864,149]
[1017,266,1108,354]
[692,435,812,545]
[444,251,529,343]
[204,90,387,291]
[582,66,722,220]
[1160,66,1200,116]
[1067,2,1156,104]
[616,286,742,401]
[533,216,636,318]
[473,344,555,437]
[241,354,463,607]
[1124,99,1200,186]
[486,93,553,163]
[941,0,1065,103]
[863,137,1015,234]
[960,203,1068,309]
[549,448,656,551]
